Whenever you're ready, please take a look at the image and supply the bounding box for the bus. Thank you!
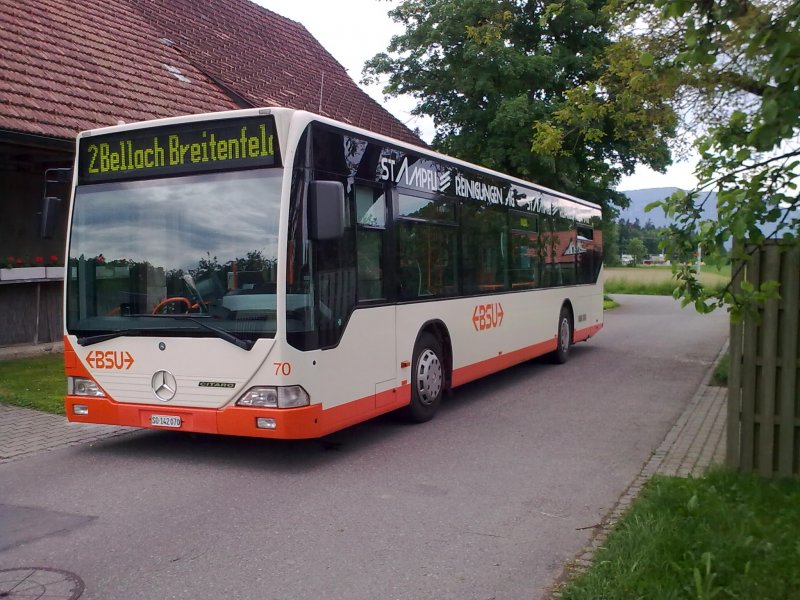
[64,107,603,439]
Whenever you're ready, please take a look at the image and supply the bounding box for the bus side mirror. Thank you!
[40,196,61,239]
[308,181,345,241]
[40,168,72,239]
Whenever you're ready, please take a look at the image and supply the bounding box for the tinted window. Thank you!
[461,202,508,294]
[509,210,539,290]
[396,193,458,299]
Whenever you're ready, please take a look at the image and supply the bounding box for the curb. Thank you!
[0,342,63,362]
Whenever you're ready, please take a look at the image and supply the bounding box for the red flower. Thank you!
[35,256,43,264]
[16,258,23,265]
[50,255,58,262]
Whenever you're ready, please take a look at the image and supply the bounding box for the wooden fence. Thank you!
[727,241,800,477]
[0,280,62,347]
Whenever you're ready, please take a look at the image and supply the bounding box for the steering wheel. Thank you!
[152,297,196,314]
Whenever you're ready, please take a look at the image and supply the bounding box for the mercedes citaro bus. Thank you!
[64,107,603,439]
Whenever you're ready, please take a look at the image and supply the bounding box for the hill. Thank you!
[619,187,718,227]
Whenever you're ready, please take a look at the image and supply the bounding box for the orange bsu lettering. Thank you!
[86,350,134,370]
[472,303,504,331]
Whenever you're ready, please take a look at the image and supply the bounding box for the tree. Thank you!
[625,238,648,265]
[604,220,622,266]
[617,218,669,255]
[544,0,799,316]
[645,1,799,317]
[362,0,676,216]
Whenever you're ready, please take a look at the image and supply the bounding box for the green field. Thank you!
[0,354,65,414]
[604,266,729,296]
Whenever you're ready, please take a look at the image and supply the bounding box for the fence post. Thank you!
[726,241,743,469]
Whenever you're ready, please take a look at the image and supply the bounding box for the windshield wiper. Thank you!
[179,316,254,351]
[77,329,130,346]
[76,316,254,350]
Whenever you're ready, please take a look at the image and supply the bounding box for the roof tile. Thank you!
[0,0,422,146]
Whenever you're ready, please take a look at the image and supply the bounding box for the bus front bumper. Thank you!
[65,396,325,439]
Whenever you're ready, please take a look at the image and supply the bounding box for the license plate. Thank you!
[150,414,181,428]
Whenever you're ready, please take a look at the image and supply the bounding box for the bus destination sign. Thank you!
[78,116,279,184]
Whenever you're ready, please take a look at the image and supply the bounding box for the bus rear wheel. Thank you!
[405,332,444,423]
[553,307,572,364]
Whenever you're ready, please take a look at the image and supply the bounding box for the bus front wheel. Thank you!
[553,307,572,364]
[405,332,444,423]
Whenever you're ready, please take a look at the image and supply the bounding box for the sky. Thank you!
[255,0,699,192]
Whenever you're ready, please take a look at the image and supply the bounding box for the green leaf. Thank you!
[762,98,779,123]
[644,200,663,212]
[639,51,654,67]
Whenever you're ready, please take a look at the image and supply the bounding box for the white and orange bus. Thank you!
[64,107,603,438]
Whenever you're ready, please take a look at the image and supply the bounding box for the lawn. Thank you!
[604,266,729,296]
[560,469,800,599]
[0,353,65,414]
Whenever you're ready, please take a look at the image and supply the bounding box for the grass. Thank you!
[605,278,680,296]
[560,468,800,599]
[604,266,729,296]
[635,264,733,277]
[0,354,65,414]
[711,352,729,387]
[603,295,620,310]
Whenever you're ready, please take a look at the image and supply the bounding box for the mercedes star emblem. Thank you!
[151,370,177,402]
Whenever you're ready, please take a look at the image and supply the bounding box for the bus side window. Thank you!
[314,176,356,348]
[540,212,576,287]
[396,193,458,299]
[576,225,595,284]
[354,185,386,301]
[461,202,509,294]
[509,210,538,290]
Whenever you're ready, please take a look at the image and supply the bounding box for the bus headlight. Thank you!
[237,387,278,407]
[277,386,310,408]
[236,386,310,408]
[68,377,106,397]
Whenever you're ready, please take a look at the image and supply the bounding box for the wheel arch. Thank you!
[561,299,575,342]
[416,319,453,390]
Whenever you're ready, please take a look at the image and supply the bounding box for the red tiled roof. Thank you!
[129,0,423,146]
[0,0,423,146]
[0,0,238,139]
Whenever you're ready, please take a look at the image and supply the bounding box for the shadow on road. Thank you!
[72,344,597,473]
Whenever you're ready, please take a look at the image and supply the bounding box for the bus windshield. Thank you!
[66,169,283,344]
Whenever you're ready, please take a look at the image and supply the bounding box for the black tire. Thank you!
[552,307,573,364]
[404,332,444,423]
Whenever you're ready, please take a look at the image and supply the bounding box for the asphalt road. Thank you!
[0,295,728,600]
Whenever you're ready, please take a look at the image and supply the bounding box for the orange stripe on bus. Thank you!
[452,338,557,387]
[64,323,601,439]
[64,336,93,379]
[573,323,603,343]
[66,385,412,440]
[451,322,602,387]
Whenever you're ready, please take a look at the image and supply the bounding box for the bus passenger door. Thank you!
[354,184,396,407]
